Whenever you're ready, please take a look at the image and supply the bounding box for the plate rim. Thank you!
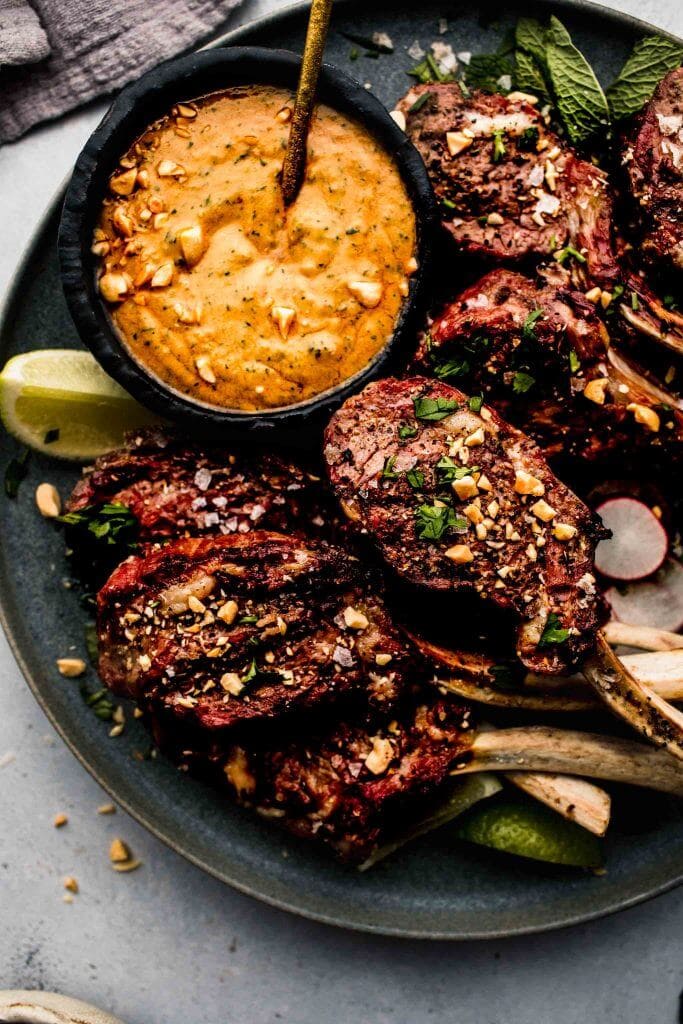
[1,0,682,940]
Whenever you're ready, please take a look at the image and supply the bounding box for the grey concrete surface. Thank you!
[1,1,682,1021]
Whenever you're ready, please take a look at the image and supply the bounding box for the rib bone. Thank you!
[604,620,683,652]
[457,726,683,796]
[582,633,683,760]
[505,772,611,836]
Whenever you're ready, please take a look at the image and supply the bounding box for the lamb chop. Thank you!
[417,267,683,464]
[215,689,683,863]
[67,427,340,543]
[97,531,418,738]
[622,66,683,276]
[324,376,683,757]
[395,83,619,288]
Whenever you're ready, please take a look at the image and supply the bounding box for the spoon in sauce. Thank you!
[281,0,334,205]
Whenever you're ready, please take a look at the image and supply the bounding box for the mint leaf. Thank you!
[512,371,535,394]
[413,395,459,422]
[607,36,683,120]
[545,16,610,143]
[466,53,514,93]
[539,612,570,647]
[435,456,479,483]
[514,50,550,101]
[406,468,425,490]
[515,17,549,71]
[415,503,466,541]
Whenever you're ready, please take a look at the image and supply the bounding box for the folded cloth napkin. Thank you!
[0,0,244,145]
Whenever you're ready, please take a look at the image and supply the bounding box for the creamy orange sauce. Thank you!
[94,85,417,411]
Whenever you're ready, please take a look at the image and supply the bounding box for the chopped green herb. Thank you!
[57,503,138,549]
[554,244,586,266]
[492,128,506,162]
[241,659,258,684]
[381,455,399,480]
[4,448,30,498]
[512,371,536,394]
[408,59,435,84]
[406,468,425,490]
[82,687,115,721]
[239,615,259,625]
[569,349,581,374]
[630,291,640,311]
[435,456,480,483]
[539,612,570,647]
[413,395,459,422]
[518,126,540,151]
[442,197,456,210]
[398,422,419,441]
[408,90,434,113]
[522,307,544,341]
[349,47,359,60]
[663,295,679,312]
[414,502,466,541]
[432,357,469,380]
[468,394,484,414]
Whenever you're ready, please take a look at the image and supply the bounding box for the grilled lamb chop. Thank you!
[419,268,683,464]
[623,66,683,275]
[396,83,619,288]
[68,428,339,543]
[324,376,683,758]
[324,375,606,674]
[97,531,417,737]
[214,690,683,863]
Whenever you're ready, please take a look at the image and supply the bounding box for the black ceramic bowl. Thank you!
[58,46,438,443]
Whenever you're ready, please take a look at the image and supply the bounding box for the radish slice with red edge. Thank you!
[595,497,668,582]
[606,560,683,634]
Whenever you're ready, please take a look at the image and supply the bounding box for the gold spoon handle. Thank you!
[281,0,334,205]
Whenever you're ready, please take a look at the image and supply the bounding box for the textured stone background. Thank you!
[1,2,681,1021]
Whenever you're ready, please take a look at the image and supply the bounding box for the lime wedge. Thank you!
[456,796,604,868]
[359,773,502,870]
[0,350,159,460]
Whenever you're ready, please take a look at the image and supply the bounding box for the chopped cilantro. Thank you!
[569,348,581,373]
[381,455,399,480]
[492,128,506,162]
[630,291,639,311]
[82,687,115,721]
[84,623,99,665]
[414,502,466,541]
[663,295,678,312]
[433,356,469,380]
[522,307,543,342]
[398,422,418,440]
[57,503,137,548]
[554,245,587,266]
[512,371,535,394]
[406,468,425,490]
[468,394,484,413]
[442,197,457,210]
[539,612,570,647]
[435,456,479,482]
[239,615,259,624]
[413,395,459,422]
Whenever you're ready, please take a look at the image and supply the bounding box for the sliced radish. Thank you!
[594,497,668,582]
[606,559,683,634]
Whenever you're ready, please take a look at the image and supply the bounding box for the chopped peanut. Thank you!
[98,272,129,303]
[217,600,239,624]
[514,469,545,496]
[195,355,216,384]
[627,402,660,432]
[375,652,393,667]
[109,168,138,196]
[150,263,174,288]
[35,483,61,518]
[220,673,244,696]
[364,736,394,775]
[583,378,609,405]
[271,305,296,339]
[453,476,478,500]
[390,109,406,131]
[343,606,369,630]
[531,499,556,522]
[446,131,473,157]
[553,522,577,541]
[56,658,86,678]
[347,281,383,307]
[445,544,474,564]
[178,224,204,267]
[464,427,485,447]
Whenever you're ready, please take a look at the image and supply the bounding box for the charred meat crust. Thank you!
[624,67,683,275]
[68,427,342,543]
[219,693,472,863]
[396,83,619,288]
[324,376,607,674]
[418,268,683,463]
[97,531,420,734]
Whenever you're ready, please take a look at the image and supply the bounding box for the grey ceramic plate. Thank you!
[1,0,682,940]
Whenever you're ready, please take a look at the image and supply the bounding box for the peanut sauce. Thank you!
[94,85,417,411]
